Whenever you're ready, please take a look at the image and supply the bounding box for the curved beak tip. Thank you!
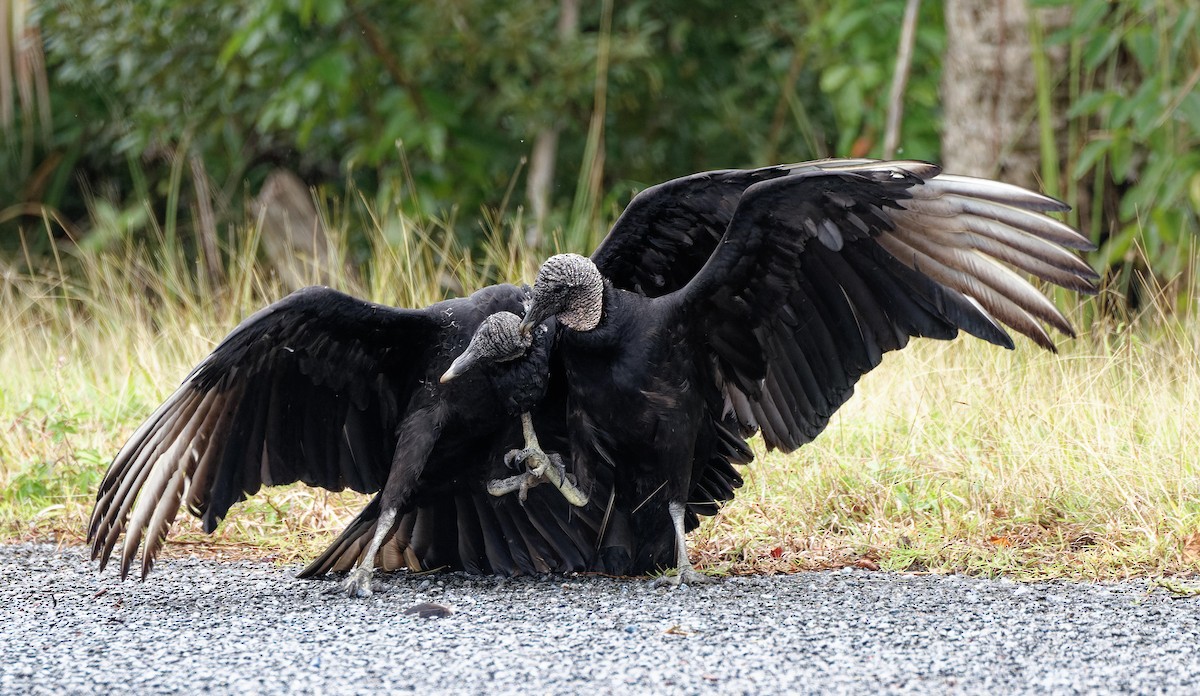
[440,350,475,383]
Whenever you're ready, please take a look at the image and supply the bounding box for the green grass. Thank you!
[3,204,1199,580]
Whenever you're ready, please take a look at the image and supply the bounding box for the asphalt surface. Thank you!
[2,543,1198,695]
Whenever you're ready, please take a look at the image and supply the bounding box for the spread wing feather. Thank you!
[672,159,1097,451]
[592,166,797,296]
[88,286,440,578]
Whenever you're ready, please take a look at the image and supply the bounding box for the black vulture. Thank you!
[87,284,602,596]
[442,311,588,506]
[519,159,1099,585]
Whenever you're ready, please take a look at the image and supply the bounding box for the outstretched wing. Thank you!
[591,166,795,296]
[89,286,441,578]
[680,159,1098,451]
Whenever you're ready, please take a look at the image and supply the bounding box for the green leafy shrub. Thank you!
[1042,0,1200,312]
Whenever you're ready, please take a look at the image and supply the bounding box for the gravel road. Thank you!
[2,543,1198,694]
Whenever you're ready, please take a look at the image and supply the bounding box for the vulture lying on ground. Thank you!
[520,159,1098,585]
[88,285,612,596]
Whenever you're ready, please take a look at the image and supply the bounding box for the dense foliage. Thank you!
[1041,0,1200,306]
[5,0,949,253]
[1,0,1196,312]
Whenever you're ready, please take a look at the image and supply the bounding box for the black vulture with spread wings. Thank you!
[88,285,614,596]
[520,159,1098,585]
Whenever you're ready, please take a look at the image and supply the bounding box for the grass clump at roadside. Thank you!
[691,319,1200,580]
[3,204,1199,581]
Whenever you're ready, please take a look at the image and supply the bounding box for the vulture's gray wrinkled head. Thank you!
[521,253,604,333]
[439,311,531,383]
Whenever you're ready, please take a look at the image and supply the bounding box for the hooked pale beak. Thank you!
[439,349,477,383]
[519,302,546,337]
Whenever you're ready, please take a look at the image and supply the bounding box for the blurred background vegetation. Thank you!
[2,0,1198,314]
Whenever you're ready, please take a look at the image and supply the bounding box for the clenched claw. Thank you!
[506,446,555,480]
[503,446,538,470]
[487,469,544,503]
[486,413,589,507]
[488,451,586,504]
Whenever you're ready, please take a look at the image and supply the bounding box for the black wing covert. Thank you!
[591,166,795,296]
[89,286,440,578]
[679,159,1098,452]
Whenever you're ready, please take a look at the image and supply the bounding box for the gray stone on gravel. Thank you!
[2,543,1199,694]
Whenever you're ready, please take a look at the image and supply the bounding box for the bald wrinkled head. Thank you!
[521,253,604,333]
[439,311,532,383]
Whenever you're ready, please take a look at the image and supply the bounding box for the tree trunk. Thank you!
[524,0,578,248]
[940,0,1070,189]
[250,170,339,289]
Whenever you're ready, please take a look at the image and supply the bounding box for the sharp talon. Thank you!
[504,448,526,470]
[548,453,567,481]
[494,414,589,507]
[647,575,677,589]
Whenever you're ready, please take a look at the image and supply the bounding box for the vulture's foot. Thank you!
[487,471,540,502]
[648,566,716,589]
[492,448,589,507]
[503,445,543,471]
[339,566,379,598]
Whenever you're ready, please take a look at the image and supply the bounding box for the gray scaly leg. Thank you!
[649,501,715,588]
[337,406,438,597]
[339,507,397,598]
